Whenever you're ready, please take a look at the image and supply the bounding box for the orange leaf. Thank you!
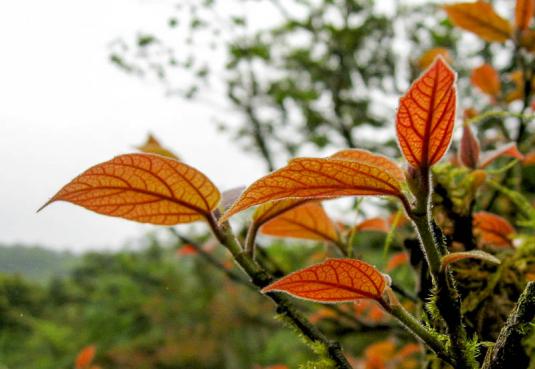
[177,244,198,256]
[471,64,501,97]
[136,133,179,160]
[441,250,500,269]
[444,1,512,42]
[385,252,410,272]
[396,57,457,168]
[330,149,405,183]
[260,202,339,243]
[473,211,515,247]
[516,0,535,31]
[523,151,535,166]
[396,343,422,361]
[75,345,96,369]
[39,153,220,225]
[221,157,404,222]
[261,258,386,303]
[354,300,388,323]
[418,48,452,70]
[253,199,309,226]
[356,217,390,233]
[308,307,338,324]
[479,142,524,168]
[459,124,480,169]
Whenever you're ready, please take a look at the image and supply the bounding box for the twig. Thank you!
[482,282,535,369]
[169,228,255,291]
[205,214,354,369]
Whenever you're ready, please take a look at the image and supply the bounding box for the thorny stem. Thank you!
[205,213,353,369]
[379,294,454,367]
[482,282,535,369]
[408,167,476,369]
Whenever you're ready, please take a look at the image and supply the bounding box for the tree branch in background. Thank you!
[483,282,535,369]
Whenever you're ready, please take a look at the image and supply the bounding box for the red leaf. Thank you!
[260,202,339,243]
[39,154,220,225]
[221,157,404,222]
[75,345,96,369]
[441,250,500,270]
[516,0,535,31]
[396,57,457,168]
[473,211,515,248]
[459,124,480,169]
[479,143,524,168]
[355,217,390,233]
[261,258,386,303]
[177,244,198,256]
[471,64,501,97]
[386,252,410,272]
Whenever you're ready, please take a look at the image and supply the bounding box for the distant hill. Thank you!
[0,244,79,282]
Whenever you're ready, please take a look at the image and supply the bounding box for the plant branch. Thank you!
[169,228,255,291]
[379,295,454,366]
[205,213,353,369]
[482,282,535,369]
[408,167,476,369]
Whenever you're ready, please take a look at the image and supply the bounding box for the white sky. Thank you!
[0,0,267,251]
[0,0,450,252]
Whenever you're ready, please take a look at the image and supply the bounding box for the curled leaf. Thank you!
[396,57,457,168]
[39,153,220,225]
[479,142,524,168]
[515,0,535,31]
[459,124,480,169]
[221,157,404,222]
[473,211,515,247]
[260,202,339,243]
[441,250,501,270]
[136,133,179,160]
[471,64,501,97]
[444,1,512,42]
[261,258,386,303]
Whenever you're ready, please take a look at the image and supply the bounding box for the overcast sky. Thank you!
[0,0,272,251]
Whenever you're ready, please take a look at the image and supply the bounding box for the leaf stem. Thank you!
[408,167,476,369]
[379,296,454,367]
[205,213,353,369]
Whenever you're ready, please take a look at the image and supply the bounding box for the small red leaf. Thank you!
[444,1,512,42]
[441,250,501,270]
[471,64,501,97]
[459,124,480,169]
[386,252,410,272]
[177,244,198,256]
[261,258,386,303]
[356,217,390,233]
[473,211,515,248]
[516,0,535,31]
[396,57,457,168]
[479,143,524,168]
[75,345,96,369]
